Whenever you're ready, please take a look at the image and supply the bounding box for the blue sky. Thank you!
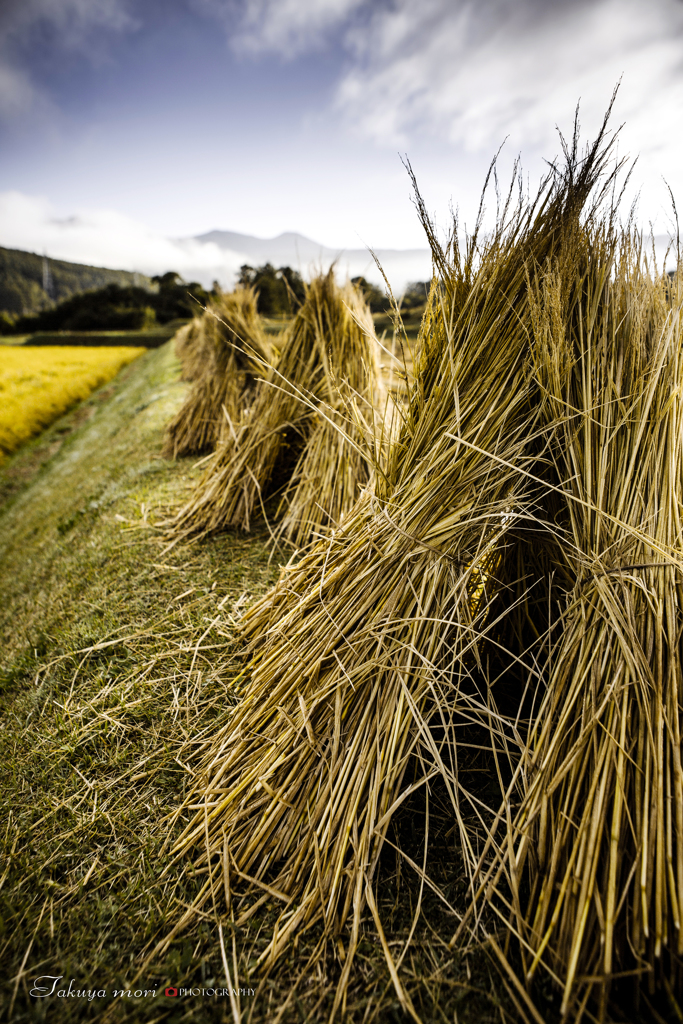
[1,0,682,282]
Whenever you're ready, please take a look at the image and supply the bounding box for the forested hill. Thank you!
[0,247,152,316]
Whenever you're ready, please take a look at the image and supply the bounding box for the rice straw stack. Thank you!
[163,286,272,458]
[167,271,382,547]
[173,317,206,381]
[482,231,683,1020]
[171,118,619,1015]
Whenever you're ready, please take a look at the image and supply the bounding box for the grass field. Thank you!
[0,345,145,459]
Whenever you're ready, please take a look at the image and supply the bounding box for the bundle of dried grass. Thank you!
[168,114,619,1017]
[477,230,683,1020]
[163,286,272,458]
[173,317,205,381]
[167,271,383,547]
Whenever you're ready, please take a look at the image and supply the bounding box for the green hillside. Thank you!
[0,246,152,316]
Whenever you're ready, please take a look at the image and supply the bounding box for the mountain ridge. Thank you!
[193,229,429,265]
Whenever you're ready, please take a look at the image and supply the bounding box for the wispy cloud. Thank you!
[0,62,40,120]
[202,0,683,178]
[8,0,683,167]
[0,191,432,292]
[0,0,137,46]
[196,0,366,57]
[0,0,138,122]
[335,0,683,156]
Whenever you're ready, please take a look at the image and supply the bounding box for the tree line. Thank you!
[0,260,428,335]
[1,273,213,335]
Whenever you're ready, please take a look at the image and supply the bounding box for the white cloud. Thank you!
[196,0,366,57]
[0,63,40,119]
[335,0,683,161]
[0,0,136,46]
[0,191,246,288]
[199,0,683,218]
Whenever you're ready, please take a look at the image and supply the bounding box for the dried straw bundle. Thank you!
[163,287,272,458]
[167,271,382,546]
[174,317,205,381]
[482,233,683,1019]
[274,281,383,546]
[171,118,619,1015]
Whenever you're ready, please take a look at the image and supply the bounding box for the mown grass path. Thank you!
[0,342,280,1022]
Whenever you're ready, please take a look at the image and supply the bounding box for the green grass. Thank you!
[0,340,519,1024]
[0,342,279,1021]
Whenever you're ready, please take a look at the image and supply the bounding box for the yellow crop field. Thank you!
[0,345,145,458]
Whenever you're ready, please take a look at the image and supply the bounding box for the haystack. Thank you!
[169,113,620,1018]
[473,230,683,1020]
[163,286,272,458]
[167,271,383,547]
[173,317,205,381]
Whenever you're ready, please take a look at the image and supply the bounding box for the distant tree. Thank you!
[0,276,44,316]
[238,263,305,315]
[10,274,212,333]
[350,276,388,313]
[150,273,210,322]
[278,266,306,309]
[12,284,153,332]
[401,281,430,309]
[0,311,16,335]
[151,271,183,289]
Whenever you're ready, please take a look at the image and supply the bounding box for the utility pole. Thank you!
[42,252,52,299]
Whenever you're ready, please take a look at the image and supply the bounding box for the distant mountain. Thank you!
[193,230,432,290]
[0,246,152,317]
[195,229,429,264]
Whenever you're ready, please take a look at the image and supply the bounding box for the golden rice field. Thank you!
[0,345,145,458]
